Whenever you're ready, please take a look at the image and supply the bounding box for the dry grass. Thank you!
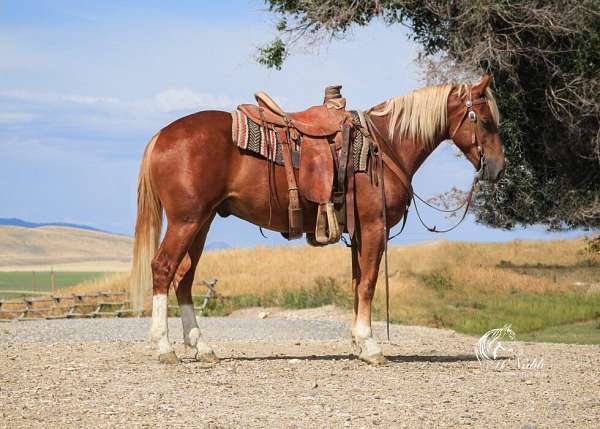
[191,238,595,298]
[194,245,352,296]
[66,238,600,336]
[65,272,130,296]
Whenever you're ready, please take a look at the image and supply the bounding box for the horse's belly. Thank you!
[218,186,318,234]
[219,191,289,233]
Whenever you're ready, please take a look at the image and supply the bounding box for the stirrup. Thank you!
[314,202,341,245]
[306,233,327,247]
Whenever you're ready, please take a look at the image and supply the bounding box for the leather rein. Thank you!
[358,90,488,340]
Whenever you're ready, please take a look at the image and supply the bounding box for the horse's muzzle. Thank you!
[480,155,506,183]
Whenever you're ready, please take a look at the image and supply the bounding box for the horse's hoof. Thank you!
[196,350,219,364]
[158,350,179,364]
[359,352,388,366]
[352,336,386,365]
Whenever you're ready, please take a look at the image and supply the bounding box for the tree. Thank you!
[258,1,600,230]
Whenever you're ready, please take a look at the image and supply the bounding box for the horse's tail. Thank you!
[130,133,163,312]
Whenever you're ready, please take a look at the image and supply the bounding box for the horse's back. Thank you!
[158,110,232,143]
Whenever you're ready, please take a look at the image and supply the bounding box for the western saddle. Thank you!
[237,85,358,245]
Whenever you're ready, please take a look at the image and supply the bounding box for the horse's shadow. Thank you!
[202,353,480,364]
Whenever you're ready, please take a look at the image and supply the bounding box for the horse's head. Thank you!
[447,75,505,182]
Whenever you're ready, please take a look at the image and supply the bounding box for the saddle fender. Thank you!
[299,136,334,204]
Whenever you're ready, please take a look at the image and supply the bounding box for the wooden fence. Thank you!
[0,291,134,321]
[0,279,222,322]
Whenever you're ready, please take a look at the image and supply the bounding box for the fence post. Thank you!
[50,267,56,294]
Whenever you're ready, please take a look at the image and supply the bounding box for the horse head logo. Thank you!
[475,324,516,366]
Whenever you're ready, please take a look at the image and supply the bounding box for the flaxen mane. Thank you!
[369,84,500,149]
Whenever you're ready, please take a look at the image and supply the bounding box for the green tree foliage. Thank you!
[259,1,600,230]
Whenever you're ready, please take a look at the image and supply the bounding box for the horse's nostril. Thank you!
[497,166,505,179]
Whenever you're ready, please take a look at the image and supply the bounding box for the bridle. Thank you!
[449,89,488,181]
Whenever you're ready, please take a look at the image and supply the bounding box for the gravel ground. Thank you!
[1,315,599,428]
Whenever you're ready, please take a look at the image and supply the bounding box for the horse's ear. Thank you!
[475,74,492,91]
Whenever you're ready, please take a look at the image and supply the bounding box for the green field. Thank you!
[0,272,115,299]
[519,320,600,345]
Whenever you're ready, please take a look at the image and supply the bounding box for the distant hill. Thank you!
[0,220,230,271]
[0,218,105,232]
[0,225,133,271]
[205,241,231,251]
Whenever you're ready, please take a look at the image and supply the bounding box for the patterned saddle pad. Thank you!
[231,110,370,172]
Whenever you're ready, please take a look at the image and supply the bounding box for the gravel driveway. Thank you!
[1,315,599,428]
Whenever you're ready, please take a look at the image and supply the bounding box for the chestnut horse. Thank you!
[130,75,505,365]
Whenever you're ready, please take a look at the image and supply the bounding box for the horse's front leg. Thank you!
[351,226,386,365]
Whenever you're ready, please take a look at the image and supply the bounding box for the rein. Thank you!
[359,90,487,340]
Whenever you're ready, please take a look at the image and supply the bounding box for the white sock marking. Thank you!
[180,304,200,346]
[353,320,381,357]
[353,321,372,339]
[180,303,213,356]
[150,294,172,355]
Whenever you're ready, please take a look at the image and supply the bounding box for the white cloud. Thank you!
[153,88,235,113]
[0,90,120,107]
[1,88,236,117]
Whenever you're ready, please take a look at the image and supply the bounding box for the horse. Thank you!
[130,74,505,365]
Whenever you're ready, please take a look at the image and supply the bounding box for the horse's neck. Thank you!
[368,114,444,179]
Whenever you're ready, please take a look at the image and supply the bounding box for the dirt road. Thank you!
[1,313,599,428]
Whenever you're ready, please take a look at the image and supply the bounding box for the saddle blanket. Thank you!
[231,110,370,172]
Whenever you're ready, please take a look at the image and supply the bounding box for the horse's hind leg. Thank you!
[174,216,218,363]
[150,221,201,364]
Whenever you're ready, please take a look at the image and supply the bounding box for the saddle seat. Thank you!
[238,91,351,137]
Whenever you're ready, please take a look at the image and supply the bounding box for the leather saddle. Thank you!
[236,86,357,245]
[242,92,348,137]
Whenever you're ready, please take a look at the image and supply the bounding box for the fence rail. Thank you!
[0,279,221,321]
[0,291,133,321]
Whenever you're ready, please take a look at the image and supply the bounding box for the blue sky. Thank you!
[0,1,583,246]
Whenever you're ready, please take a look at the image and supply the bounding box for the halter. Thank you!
[450,89,488,180]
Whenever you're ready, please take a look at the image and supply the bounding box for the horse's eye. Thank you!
[481,119,495,131]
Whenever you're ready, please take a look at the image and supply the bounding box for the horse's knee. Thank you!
[357,280,376,301]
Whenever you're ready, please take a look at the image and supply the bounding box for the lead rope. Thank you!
[376,144,391,341]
